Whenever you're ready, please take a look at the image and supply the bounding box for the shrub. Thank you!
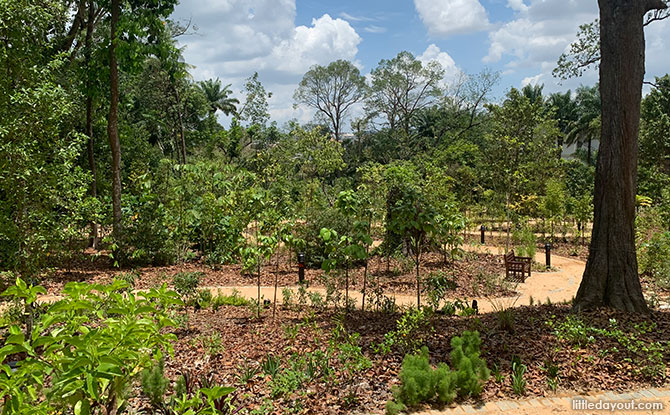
[386,347,456,414]
[141,358,169,407]
[449,331,490,398]
[212,289,250,310]
[375,307,433,355]
[423,271,457,310]
[513,225,536,260]
[639,231,670,289]
[173,271,203,301]
[0,278,181,414]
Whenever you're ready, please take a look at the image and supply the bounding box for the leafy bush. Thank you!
[423,272,457,310]
[639,231,670,289]
[386,331,490,414]
[0,278,181,414]
[212,289,250,310]
[449,331,490,398]
[386,347,456,415]
[375,307,433,355]
[512,225,536,259]
[173,271,203,301]
[141,358,169,408]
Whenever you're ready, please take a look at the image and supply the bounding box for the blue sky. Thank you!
[171,0,670,129]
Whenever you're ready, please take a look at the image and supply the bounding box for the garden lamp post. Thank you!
[480,225,486,244]
[545,243,552,269]
[298,252,305,284]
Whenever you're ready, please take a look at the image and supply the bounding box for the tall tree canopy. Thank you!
[294,59,367,140]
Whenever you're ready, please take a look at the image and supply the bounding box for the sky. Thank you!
[171,0,670,129]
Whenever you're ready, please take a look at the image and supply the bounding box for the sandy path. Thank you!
[201,244,585,313]
[26,244,585,314]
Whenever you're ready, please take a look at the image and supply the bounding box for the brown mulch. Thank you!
[128,304,670,414]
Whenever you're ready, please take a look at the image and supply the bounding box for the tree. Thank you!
[240,72,272,128]
[200,78,240,116]
[547,91,578,151]
[108,0,122,242]
[107,0,179,244]
[553,3,669,80]
[566,85,600,165]
[389,186,437,307]
[367,52,444,135]
[521,83,545,105]
[638,75,670,199]
[483,88,561,248]
[574,0,668,313]
[294,60,367,140]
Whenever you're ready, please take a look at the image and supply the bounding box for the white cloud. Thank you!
[172,1,362,126]
[339,12,376,22]
[417,44,462,83]
[364,25,387,34]
[507,0,528,13]
[484,0,669,95]
[483,0,599,94]
[521,74,543,87]
[414,0,490,37]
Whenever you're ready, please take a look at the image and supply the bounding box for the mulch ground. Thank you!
[128,303,670,414]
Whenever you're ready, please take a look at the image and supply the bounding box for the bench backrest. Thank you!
[505,250,515,263]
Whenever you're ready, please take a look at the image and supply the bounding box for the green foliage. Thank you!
[173,271,203,301]
[375,308,433,355]
[0,278,181,414]
[423,272,457,311]
[141,358,170,408]
[512,225,536,260]
[434,201,466,264]
[449,331,490,398]
[212,289,250,310]
[387,346,456,414]
[547,315,667,379]
[261,354,282,378]
[638,225,670,289]
[511,361,527,395]
[387,334,490,414]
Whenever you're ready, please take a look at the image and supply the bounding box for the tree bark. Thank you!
[108,0,122,242]
[85,0,99,250]
[574,0,667,313]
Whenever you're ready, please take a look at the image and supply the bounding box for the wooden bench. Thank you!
[504,250,532,282]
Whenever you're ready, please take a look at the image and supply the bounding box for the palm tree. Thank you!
[522,83,545,105]
[199,78,239,116]
[547,91,578,152]
[566,85,600,165]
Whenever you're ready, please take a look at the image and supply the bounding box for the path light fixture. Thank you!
[480,225,486,244]
[545,243,552,269]
[298,252,305,284]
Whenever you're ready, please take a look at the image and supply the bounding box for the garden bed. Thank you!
[127,303,670,414]
[43,250,513,301]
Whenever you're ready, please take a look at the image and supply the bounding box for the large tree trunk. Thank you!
[85,0,99,250]
[573,0,667,313]
[107,0,122,242]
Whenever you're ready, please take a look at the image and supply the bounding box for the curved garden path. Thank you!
[201,244,586,313]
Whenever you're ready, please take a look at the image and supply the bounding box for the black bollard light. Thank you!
[298,252,306,284]
[545,243,552,269]
[480,225,486,244]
